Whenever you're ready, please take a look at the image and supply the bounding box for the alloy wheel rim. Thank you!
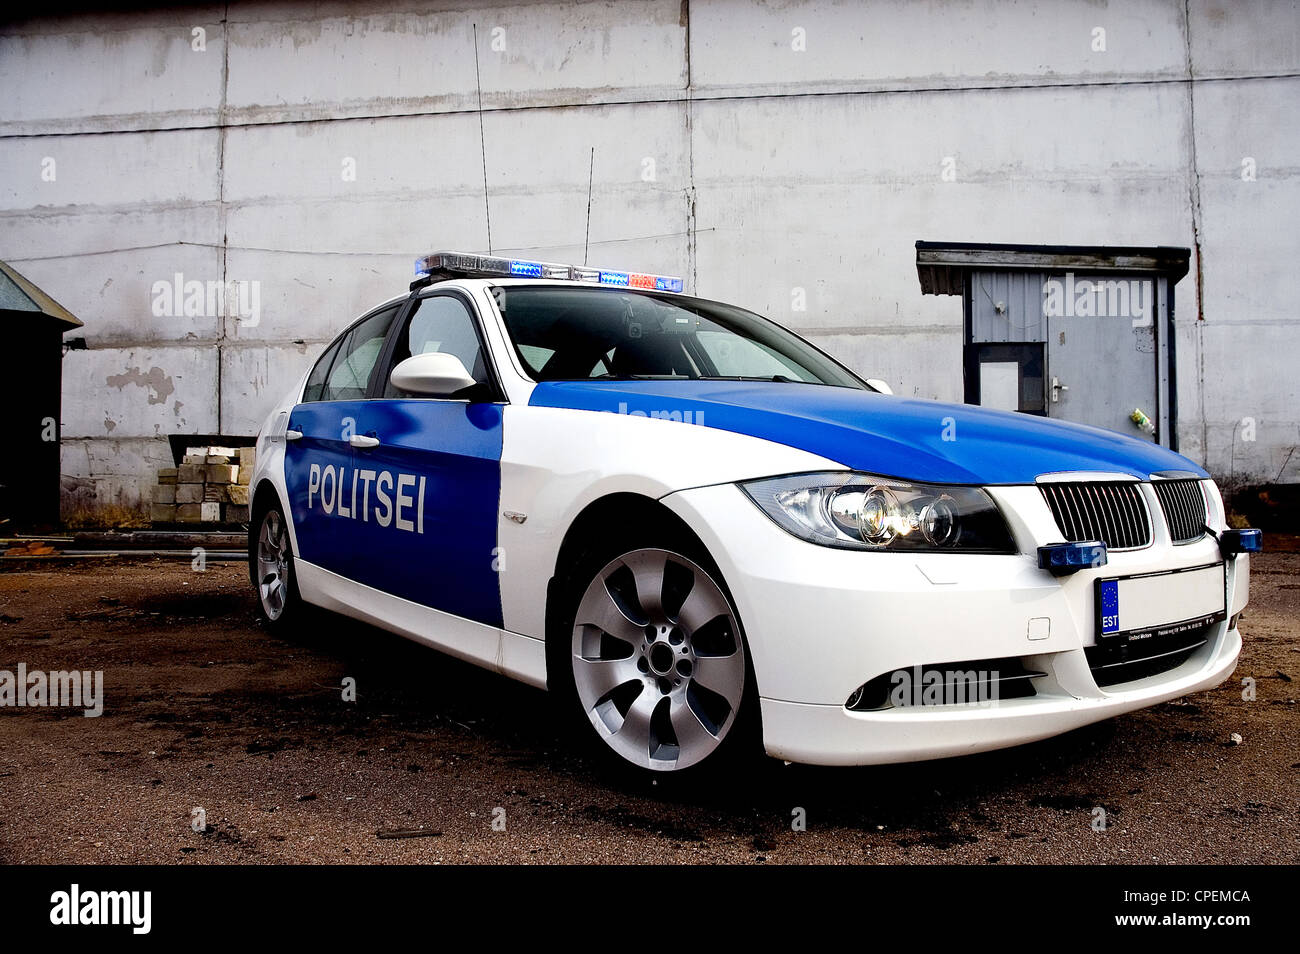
[256,511,292,621]
[571,548,745,771]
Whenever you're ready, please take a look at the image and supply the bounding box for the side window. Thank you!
[302,339,343,403]
[383,295,487,398]
[319,305,399,402]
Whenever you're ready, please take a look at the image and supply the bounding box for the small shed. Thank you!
[916,242,1191,449]
[0,262,83,529]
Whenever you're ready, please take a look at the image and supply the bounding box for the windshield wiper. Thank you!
[587,373,693,380]
[698,374,801,383]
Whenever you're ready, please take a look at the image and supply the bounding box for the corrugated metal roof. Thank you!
[915,242,1192,296]
[0,261,84,328]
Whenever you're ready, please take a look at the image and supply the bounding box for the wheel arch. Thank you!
[248,479,285,587]
[543,491,755,685]
[545,493,710,634]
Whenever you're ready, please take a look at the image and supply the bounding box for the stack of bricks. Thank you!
[150,445,255,525]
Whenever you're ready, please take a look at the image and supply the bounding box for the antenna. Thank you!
[472,23,493,254]
[583,147,594,266]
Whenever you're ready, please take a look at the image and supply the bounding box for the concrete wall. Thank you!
[0,0,1296,513]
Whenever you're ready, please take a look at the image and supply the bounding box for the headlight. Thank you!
[739,472,1016,553]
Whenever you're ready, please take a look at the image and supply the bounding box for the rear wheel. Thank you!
[561,543,752,776]
[250,502,303,630]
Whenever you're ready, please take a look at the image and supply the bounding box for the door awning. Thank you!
[916,241,1191,296]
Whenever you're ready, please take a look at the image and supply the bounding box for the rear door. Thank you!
[284,303,401,580]
[346,290,506,628]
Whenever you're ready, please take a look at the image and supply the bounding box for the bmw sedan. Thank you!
[247,251,1258,777]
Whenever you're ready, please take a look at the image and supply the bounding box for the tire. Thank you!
[249,499,304,631]
[552,533,758,779]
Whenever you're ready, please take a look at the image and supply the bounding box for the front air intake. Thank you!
[846,657,1044,711]
[1086,626,1212,687]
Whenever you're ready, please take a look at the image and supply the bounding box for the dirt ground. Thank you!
[0,546,1296,865]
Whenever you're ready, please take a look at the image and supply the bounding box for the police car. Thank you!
[248,251,1259,776]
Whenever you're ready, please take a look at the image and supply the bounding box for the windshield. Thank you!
[490,285,865,388]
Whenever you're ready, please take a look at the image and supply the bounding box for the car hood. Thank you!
[527,380,1208,485]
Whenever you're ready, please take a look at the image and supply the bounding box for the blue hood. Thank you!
[528,380,1208,485]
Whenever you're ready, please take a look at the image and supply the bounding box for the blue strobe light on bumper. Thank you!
[1037,541,1108,574]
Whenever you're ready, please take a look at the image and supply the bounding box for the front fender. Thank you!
[497,404,844,639]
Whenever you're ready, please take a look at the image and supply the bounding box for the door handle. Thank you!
[285,429,303,441]
[1050,376,1069,403]
[349,434,380,449]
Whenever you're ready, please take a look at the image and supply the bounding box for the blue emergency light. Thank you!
[1218,528,1262,557]
[1037,541,1108,574]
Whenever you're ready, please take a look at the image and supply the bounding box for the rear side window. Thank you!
[302,340,343,403]
[302,304,400,403]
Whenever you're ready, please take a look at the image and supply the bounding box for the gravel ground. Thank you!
[0,545,1296,865]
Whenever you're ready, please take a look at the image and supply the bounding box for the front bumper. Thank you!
[662,481,1248,766]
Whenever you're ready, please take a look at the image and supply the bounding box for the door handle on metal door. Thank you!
[349,434,380,449]
[285,428,303,441]
[1050,376,1069,403]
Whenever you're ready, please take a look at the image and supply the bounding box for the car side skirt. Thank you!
[294,559,547,690]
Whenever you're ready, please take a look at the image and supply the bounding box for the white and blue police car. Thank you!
[248,251,1259,776]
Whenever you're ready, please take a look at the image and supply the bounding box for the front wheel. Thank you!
[564,545,752,775]
[250,502,304,630]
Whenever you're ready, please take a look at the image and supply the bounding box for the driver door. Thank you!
[345,291,506,629]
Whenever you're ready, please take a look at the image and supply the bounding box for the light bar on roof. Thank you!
[414,250,684,294]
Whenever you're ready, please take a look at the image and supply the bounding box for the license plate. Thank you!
[1095,563,1226,642]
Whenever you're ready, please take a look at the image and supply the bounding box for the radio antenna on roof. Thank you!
[584,147,595,266]
[472,23,493,254]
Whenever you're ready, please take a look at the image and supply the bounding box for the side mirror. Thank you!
[390,352,477,397]
[866,378,893,395]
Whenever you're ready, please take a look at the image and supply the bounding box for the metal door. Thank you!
[1045,310,1159,442]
